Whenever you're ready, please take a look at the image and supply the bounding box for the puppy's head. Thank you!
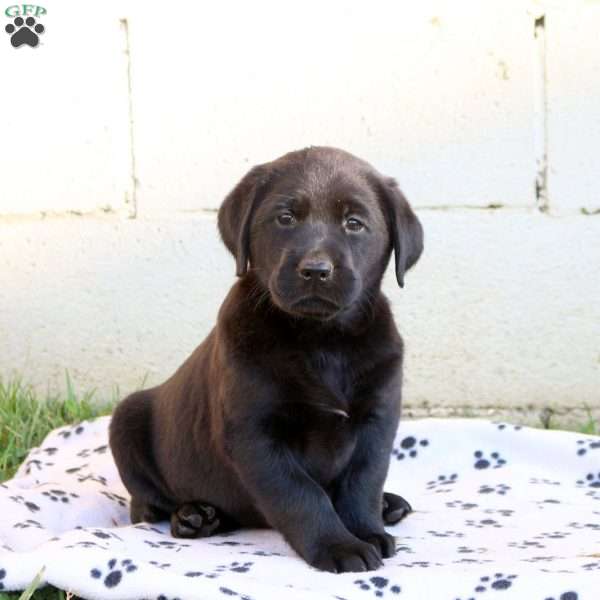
[218,147,423,320]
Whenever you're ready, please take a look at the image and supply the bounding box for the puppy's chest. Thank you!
[308,350,353,410]
[281,350,370,485]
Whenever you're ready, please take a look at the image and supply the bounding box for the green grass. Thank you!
[0,377,115,482]
[0,378,597,599]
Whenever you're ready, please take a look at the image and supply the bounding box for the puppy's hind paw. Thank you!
[382,492,413,525]
[170,502,222,538]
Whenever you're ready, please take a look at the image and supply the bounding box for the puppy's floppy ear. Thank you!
[218,165,270,277]
[374,176,423,288]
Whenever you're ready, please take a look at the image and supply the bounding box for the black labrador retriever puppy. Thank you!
[109,146,423,573]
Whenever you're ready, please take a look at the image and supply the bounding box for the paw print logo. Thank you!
[478,483,510,495]
[392,436,429,460]
[426,473,458,491]
[5,16,44,47]
[354,576,401,597]
[576,439,600,456]
[473,450,506,469]
[474,573,517,592]
[576,472,600,488]
[90,558,137,588]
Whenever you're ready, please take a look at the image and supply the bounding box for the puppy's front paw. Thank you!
[170,502,221,538]
[311,539,383,573]
[361,531,396,558]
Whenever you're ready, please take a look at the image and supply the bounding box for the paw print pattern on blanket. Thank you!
[446,500,478,510]
[494,422,522,432]
[8,494,40,513]
[75,472,108,486]
[576,439,600,456]
[426,529,464,538]
[465,518,503,529]
[478,483,511,495]
[215,587,253,599]
[90,558,137,588]
[0,568,6,591]
[391,435,429,460]
[42,489,79,503]
[353,576,401,597]
[473,450,506,469]
[149,560,171,569]
[577,472,600,488]
[184,561,253,579]
[100,490,128,507]
[13,519,44,529]
[57,424,86,438]
[23,458,54,474]
[474,572,517,591]
[144,539,191,550]
[454,573,517,599]
[426,473,458,491]
[1,416,599,599]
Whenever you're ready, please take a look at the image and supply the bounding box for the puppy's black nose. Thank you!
[298,259,333,282]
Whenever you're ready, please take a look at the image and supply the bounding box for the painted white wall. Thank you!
[1,211,599,410]
[1,1,599,411]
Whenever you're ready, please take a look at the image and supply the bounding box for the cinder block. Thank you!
[546,3,600,214]
[128,0,536,214]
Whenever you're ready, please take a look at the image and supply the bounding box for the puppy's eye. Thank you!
[277,213,296,227]
[344,217,365,232]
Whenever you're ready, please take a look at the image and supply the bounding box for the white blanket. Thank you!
[0,417,599,600]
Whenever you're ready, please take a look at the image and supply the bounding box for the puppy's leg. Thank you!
[226,418,382,573]
[382,492,412,525]
[170,502,239,538]
[333,408,401,559]
[109,390,177,523]
[130,496,169,524]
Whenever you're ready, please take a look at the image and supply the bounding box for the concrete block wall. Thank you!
[1,0,599,420]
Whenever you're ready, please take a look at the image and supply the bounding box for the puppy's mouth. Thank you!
[289,296,342,319]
